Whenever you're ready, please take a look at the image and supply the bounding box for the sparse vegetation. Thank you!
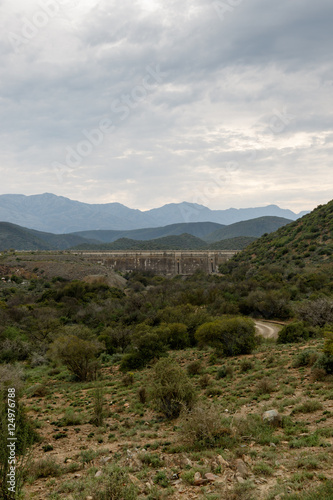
[0,199,332,499]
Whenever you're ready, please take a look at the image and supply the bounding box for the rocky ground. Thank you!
[20,338,333,500]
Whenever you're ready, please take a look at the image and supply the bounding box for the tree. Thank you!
[49,335,102,381]
[195,317,256,356]
[148,358,196,418]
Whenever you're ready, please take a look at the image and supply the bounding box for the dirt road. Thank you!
[254,320,282,340]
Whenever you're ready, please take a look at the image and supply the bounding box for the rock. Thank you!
[236,459,249,478]
[236,473,246,484]
[194,472,209,486]
[95,470,102,478]
[262,409,281,427]
[129,474,144,491]
[100,456,112,464]
[204,473,219,482]
[216,455,230,467]
[181,455,193,467]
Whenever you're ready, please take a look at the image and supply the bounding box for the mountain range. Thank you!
[0,216,292,251]
[0,193,307,233]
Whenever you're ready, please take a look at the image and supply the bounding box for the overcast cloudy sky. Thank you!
[0,0,332,212]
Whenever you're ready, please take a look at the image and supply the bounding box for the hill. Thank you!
[0,222,52,251]
[209,236,257,250]
[74,234,208,251]
[0,193,307,233]
[231,200,333,268]
[204,216,292,243]
[73,221,224,243]
[0,217,292,251]
[0,222,98,251]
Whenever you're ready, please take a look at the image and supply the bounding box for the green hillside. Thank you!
[0,222,52,251]
[231,200,333,268]
[0,222,98,251]
[73,221,224,243]
[74,233,208,251]
[204,216,292,242]
[209,236,257,250]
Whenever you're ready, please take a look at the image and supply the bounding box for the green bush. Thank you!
[93,465,137,500]
[293,349,319,368]
[180,402,231,448]
[216,365,233,379]
[313,353,333,375]
[277,322,311,344]
[195,317,256,356]
[120,331,167,371]
[186,360,203,376]
[49,335,102,381]
[163,322,190,350]
[148,358,196,418]
[323,330,333,355]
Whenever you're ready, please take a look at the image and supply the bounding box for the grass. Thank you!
[15,337,333,500]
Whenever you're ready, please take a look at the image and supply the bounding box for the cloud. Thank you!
[0,0,332,213]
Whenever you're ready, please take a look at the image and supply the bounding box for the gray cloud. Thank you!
[0,0,332,214]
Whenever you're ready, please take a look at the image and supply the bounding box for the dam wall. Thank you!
[76,250,239,276]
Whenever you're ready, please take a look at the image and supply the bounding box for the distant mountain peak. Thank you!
[0,193,308,233]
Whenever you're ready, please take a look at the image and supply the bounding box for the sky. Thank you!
[0,0,332,212]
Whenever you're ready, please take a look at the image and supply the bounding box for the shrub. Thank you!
[310,368,327,382]
[323,330,333,355]
[27,383,48,398]
[186,360,203,376]
[163,322,190,350]
[313,353,333,375]
[198,373,211,388]
[59,408,83,426]
[28,457,62,479]
[216,365,234,379]
[0,364,24,393]
[138,452,163,468]
[256,377,275,395]
[122,373,134,386]
[277,322,310,344]
[291,400,323,414]
[120,331,167,371]
[49,335,102,381]
[180,402,231,448]
[293,349,319,368]
[233,414,276,446]
[296,299,333,327]
[91,386,105,427]
[148,358,196,418]
[240,359,253,372]
[138,387,147,404]
[0,394,40,499]
[91,464,137,500]
[195,317,256,356]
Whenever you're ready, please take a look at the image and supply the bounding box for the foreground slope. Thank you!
[231,200,333,267]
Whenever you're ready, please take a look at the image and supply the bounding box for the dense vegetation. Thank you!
[230,200,333,267]
[0,199,332,499]
[0,216,291,251]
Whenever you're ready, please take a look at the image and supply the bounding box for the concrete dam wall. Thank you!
[77,250,239,276]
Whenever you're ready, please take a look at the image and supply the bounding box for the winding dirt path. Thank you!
[254,320,282,340]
